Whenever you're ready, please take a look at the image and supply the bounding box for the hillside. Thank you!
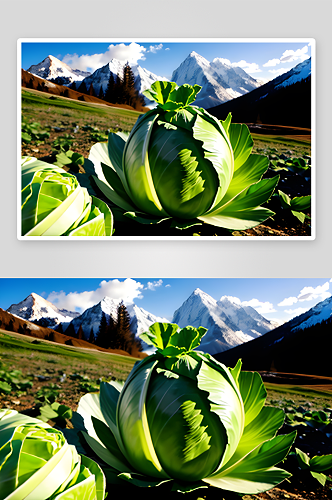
[208,75,311,128]
[0,309,145,358]
[214,314,332,377]
[21,69,149,112]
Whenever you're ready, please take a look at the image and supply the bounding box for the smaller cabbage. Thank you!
[21,157,113,236]
[0,409,106,500]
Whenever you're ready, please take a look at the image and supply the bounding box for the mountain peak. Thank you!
[27,54,90,85]
[7,292,79,328]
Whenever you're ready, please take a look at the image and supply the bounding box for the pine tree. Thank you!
[88,328,95,344]
[77,324,84,340]
[107,313,121,350]
[88,83,96,97]
[98,85,104,100]
[96,312,108,348]
[113,73,125,104]
[57,323,64,334]
[116,301,134,353]
[77,81,88,94]
[65,322,76,338]
[104,72,115,103]
[122,62,136,106]
[71,81,77,91]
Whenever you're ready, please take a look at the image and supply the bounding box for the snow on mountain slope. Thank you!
[66,296,120,337]
[172,288,273,354]
[7,293,79,328]
[290,295,332,332]
[65,297,169,351]
[79,60,168,106]
[217,296,274,336]
[27,55,90,85]
[171,51,261,108]
[274,58,311,89]
[26,51,262,110]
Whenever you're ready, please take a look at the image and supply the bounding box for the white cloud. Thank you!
[62,43,147,72]
[242,298,276,314]
[284,307,309,318]
[263,58,281,68]
[145,279,163,291]
[221,295,275,314]
[297,281,331,302]
[280,46,309,63]
[148,43,163,54]
[278,296,298,307]
[277,281,330,310]
[232,60,261,74]
[165,48,170,51]
[165,284,171,288]
[213,57,261,74]
[221,295,241,305]
[263,45,310,70]
[47,278,144,313]
[214,57,231,65]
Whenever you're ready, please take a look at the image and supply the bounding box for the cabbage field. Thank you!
[21,84,312,238]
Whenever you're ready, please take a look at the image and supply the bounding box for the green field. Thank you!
[1,329,329,416]
[0,330,137,412]
[21,88,141,160]
[22,88,141,126]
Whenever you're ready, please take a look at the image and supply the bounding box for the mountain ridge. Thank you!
[26,51,262,110]
[214,295,332,376]
[207,58,311,127]
[172,288,275,354]
[27,55,90,85]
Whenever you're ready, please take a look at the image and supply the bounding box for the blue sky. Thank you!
[0,278,330,324]
[21,40,313,83]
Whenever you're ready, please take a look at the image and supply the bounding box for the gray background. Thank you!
[1,0,331,279]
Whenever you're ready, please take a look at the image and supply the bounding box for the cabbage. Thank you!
[76,323,296,494]
[89,81,279,231]
[21,157,113,236]
[0,409,106,499]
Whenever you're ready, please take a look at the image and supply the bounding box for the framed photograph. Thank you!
[1,277,331,498]
[18,38,315,240]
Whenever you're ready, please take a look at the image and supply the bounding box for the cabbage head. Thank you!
[21,157,113,236]
[0,409,106,500]
[76,323,296,495]
[89,81,279,231]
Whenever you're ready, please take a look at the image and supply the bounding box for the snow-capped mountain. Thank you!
[171,51,261,108]
[273,58,311,90]
[27,55,90,85]
[172,288,274,354]
[289,295,332,332]
[214,294,332,376]
[78,60,168,106]
[217,296,277,334]
[64,296,169,350]
[208,57,311,127]
[7,293,80,329]
[66,296,120,337]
